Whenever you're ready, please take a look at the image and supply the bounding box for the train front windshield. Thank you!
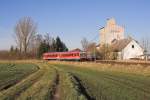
[80,52,87,58]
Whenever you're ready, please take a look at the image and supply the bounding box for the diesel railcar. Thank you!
[43,51,87,61]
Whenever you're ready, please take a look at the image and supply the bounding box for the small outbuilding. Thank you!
[111,38,144,60]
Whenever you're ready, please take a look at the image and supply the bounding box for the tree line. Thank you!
[37,34,68,58]
[80,37,118,60]
[3,17,68,59]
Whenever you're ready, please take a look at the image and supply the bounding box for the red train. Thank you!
[43,51,87,61]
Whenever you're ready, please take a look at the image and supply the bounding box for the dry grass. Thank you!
[1,60,148,75]
[49,61,150,76]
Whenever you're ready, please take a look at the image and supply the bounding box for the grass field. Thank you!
[0,61,150,100]
[53,63,150,100]
[0,63,38,91]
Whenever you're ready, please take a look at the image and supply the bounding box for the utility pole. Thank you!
[94,46,96,61]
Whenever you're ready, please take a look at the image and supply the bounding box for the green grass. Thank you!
[53,63,150,100]
[0,61,150,100]
[58,69,88,100]
[0,62,59,100]
[17,64,57,100]
[0,63,38,91]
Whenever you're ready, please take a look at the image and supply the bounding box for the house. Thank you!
[111,38,144,60]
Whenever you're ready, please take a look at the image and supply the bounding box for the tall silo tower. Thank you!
[100,18,125,45]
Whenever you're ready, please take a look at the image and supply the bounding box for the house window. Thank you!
[132,45,134,48]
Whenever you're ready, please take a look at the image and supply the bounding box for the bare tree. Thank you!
[141,37,149,52]
[87,42,96,52]
[28,34,42,55]
[44,33,53,45]
[141,36,150,60]
[14,29,23,53]
[14,17,37,54]
[99,44,115,60]
[81,37,89,51]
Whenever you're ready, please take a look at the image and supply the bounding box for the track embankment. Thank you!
[96,60,150,66]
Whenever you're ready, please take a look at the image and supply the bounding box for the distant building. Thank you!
[100,18,124,45]
[111,38,144,60]
[98,18,144,60]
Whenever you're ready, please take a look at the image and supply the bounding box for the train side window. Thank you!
[76,54,77,56]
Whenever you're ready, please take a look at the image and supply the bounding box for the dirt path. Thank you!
[72,74,95,100]
[52,71,60,100]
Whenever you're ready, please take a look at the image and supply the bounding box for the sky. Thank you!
[0,0,150,50]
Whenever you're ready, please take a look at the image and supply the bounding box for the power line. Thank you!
[90,33,99,42]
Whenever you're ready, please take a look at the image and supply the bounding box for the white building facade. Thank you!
[116,39,144,60]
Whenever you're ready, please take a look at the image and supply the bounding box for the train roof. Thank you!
[43,51,86,55]
[69,48,83,52]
